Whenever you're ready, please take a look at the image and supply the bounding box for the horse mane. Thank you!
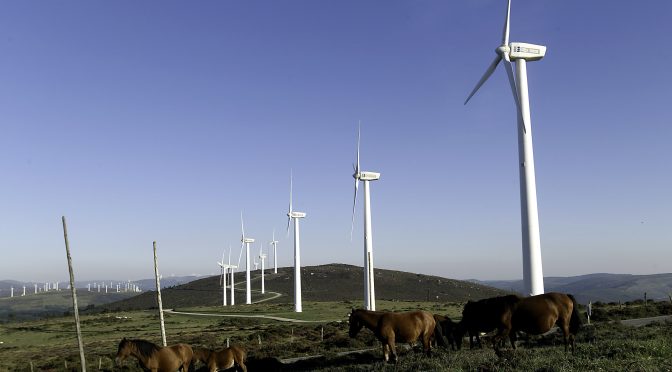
[130,339,161,358]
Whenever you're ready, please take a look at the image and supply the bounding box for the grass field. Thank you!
[1,300,672,371]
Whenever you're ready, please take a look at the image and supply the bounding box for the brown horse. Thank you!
[348,308,436,363]
[433,314,460,351]
[115,338,193,372]
[507,292,581,353]
[193,346,247,372]
[457,294,522,349]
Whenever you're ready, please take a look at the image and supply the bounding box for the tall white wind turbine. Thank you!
[230,246,242,306]
[464,0,546,296]
[270,230,279,274]
[217,249,233,306]
[287,170,306,313]
[240,212,255,304]
[259,244,267,294]
[351,123,381,311]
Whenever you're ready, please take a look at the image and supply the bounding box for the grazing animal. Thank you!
[348,308,436,363]
[115,338,193,372]
[508,292,581,353]
[457,294,522,349]
[193,346,247,372]
[433,314,460,350]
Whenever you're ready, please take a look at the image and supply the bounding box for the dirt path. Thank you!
[164,309,339,323]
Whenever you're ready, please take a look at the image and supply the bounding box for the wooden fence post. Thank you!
[153,241,167,346]
[62,216,87,372]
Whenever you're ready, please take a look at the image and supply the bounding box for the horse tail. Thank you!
[567,294,582,334]
[434,320,448,348]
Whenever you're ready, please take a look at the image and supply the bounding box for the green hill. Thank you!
[96,263,508,312]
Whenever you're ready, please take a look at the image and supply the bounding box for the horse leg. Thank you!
[389,338,398,364]
[382,343,390,363]
[238,357,248,372]
[423,333,432,357]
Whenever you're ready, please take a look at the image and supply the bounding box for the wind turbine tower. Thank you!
[230,246,243,306]
[351,123,381,311]
[217,250,232,306]
[270,230,279,274]
[259,244,267,294]
[241,213,255,304]
[287,170,306,313]
[464,0,546,295]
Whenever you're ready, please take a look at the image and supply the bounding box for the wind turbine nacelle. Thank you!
[359,171,381,181]
[509,42,546,61]
[289,211,306,218]
[243,238,255,244]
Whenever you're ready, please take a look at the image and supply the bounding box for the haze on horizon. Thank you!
[1,1,670,283]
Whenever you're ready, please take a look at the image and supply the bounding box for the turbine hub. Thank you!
[496,44,510,56]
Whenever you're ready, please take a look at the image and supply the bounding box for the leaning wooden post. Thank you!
[62,216,87,372]
[153,241,167,347]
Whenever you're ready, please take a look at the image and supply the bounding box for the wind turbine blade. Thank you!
[356,121,361,174]
[287,170,293,237]
[464,56,502,105]
[240,212,245,240]
[289,169,293,213]
[503,56,527,134]
[237,245,244,268]
[502,0,511,46]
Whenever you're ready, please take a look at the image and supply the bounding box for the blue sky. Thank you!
[1,1,670,283]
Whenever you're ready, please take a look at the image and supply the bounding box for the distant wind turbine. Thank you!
[270,230,279,274]
[240,213,255,304]
[259,244,267,294]
[217,249,231,306]
[351,123,381,311]
[287,170,306,313]
[464,0,546,295]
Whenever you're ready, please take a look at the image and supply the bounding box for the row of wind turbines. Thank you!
[217,0,548,313]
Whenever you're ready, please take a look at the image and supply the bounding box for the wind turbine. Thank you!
[259,244,267,294]
[240,212,255,304]
[351,123,381,311]
[269,230,279,274]
[217,249,232,306]
[230,246,243,306]
[287,170,306,313]
[464,0,546,296]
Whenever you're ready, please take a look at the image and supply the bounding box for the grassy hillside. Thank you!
[1,299,671,371]
[96,263,509,312]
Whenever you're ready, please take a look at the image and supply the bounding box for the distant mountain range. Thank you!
[4,268,672,311]
[474,273,672,303]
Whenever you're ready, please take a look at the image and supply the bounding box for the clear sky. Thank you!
[1,1,670,283]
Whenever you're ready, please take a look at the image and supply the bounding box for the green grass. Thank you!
[1,302,671,371]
